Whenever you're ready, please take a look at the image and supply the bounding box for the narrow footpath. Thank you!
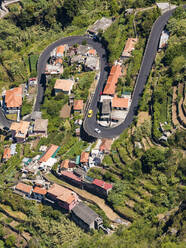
[45,173,130,225]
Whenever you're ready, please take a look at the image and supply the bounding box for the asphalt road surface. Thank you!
[0,107,11,129]
[32,6,184,138]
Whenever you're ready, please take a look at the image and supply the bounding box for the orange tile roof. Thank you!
[56,45,65,56]
[15,182,32,194]
[33,187,47,195]
[107,74,118,85]
[112,96,129,108]
[55,58,63,64]
[73,100,84,110]
[103,83,116,95]
[39,144,59,163]
[60,159,70,169]
[100,139,113,152]
[10,121,30,139]
[80,152,89,163]
[89,49,96,56]
[3,148,11,160]
[57,192,76,204]
[54,79,74,92]
[47,183,77,204]
[5,87,22,108]
[122,38,138,57]
[110,65,122,77]
[103,65,122,95]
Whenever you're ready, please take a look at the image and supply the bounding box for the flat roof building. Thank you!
[88,17,113,35]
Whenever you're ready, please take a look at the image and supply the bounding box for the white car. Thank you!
[95,128,101,134]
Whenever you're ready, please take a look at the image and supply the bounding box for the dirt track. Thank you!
[46,173,130,224]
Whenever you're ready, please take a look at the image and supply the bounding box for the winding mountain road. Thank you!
[35,6,182,138]
[1,5,184,136]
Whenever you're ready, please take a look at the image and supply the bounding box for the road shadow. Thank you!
[80,125,96,143]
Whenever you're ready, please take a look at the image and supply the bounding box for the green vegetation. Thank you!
[29,54,39,77]
[21,99,33,117]
[0,1,185,248]
[73,72,95,101]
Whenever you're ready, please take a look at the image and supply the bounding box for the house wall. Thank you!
[34,130,47,137]
[33,192,44,201]
[112,107,127,110]
[60,174,83,188]
[15,137,25,143]
[83,182,107,198]
[17,189,31,198]
[46,192,57,202]
[71,212,94,231]
[57,198,77,211]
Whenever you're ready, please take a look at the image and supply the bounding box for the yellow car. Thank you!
[88,109,93,118]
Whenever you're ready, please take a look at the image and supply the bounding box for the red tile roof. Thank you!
[15,183,32,194]
[5,87,22,108]
[33,187,47,195]
[61,171,82,182]
[122,38,138,57]
[112,96,129,109]
[80,152,89,163]
[3,148,11,160]
[93,179,112,191]
[73,100,84,111]
[39,145,59,163]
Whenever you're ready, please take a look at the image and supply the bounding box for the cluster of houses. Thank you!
[21,144,60,175]
[14,181,106,232]
[7,118,48,143]
[45,44,68,75]
[56,139,113,198]
[45,43,100,76]
[98,63,131,126]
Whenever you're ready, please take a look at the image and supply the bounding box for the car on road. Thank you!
[95,128,101,134]
[88,109,93,118]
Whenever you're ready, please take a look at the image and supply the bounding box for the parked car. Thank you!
[95,128,101,134]
[88,109,93,118]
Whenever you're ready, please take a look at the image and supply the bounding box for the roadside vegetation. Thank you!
[0,1,185,248]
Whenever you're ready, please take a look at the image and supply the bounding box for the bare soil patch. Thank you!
[60,104,71,118]
[137,112,151,127]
